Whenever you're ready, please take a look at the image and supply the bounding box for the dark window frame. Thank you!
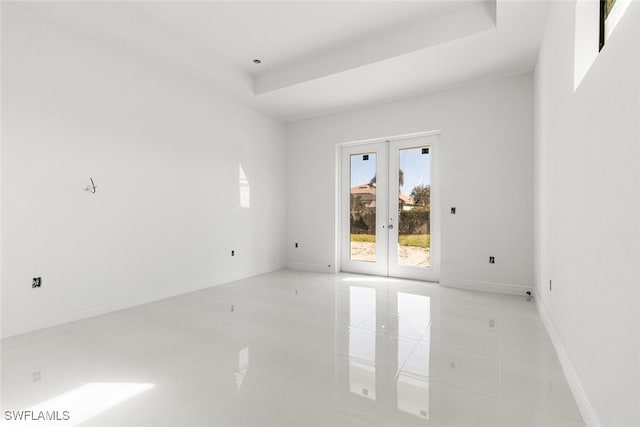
[600,0,619,51]
[599,0,606,51]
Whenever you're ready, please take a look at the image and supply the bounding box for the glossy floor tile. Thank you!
[1,270,585,426]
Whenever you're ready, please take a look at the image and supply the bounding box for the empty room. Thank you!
[1,0,638,426]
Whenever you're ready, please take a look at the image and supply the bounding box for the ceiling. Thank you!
[14,1,550,122]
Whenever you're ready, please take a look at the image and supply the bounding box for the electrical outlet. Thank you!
[295,243,298,248]
[451,207,456,214]
[489,256,495,264]
[231,250,235,256]
[32,277,42,288]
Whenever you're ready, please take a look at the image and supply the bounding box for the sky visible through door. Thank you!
[350,149,431,192]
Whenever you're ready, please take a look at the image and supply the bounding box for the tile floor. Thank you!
[1,270,585,426]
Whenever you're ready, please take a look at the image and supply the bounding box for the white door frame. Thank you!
[387,135,440,282]
[340,142,389,276]
[339,132,440,282]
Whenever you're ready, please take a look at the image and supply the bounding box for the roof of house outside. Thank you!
[350,184,415,205]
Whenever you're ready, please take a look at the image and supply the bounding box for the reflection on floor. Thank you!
[1,270,585,426]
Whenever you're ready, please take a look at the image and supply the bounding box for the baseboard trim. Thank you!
[440,278,532,295]
[535,297,602,427]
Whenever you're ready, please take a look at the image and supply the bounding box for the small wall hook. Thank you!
[84,177,97,194]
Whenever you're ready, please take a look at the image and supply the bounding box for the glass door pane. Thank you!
[388,135,439,282]
[350,153,377,262]
[397,147,431,268]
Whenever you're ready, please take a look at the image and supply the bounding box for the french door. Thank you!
[340,134,439,282]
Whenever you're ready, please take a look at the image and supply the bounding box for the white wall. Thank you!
[1,4,286,337]
[286,74,534,293]
[533,1,640,426]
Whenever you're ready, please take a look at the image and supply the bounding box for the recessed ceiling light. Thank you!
[252,59,262,64]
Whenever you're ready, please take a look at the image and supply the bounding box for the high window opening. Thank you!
[601,0,632,49]
[575,0,631,90]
